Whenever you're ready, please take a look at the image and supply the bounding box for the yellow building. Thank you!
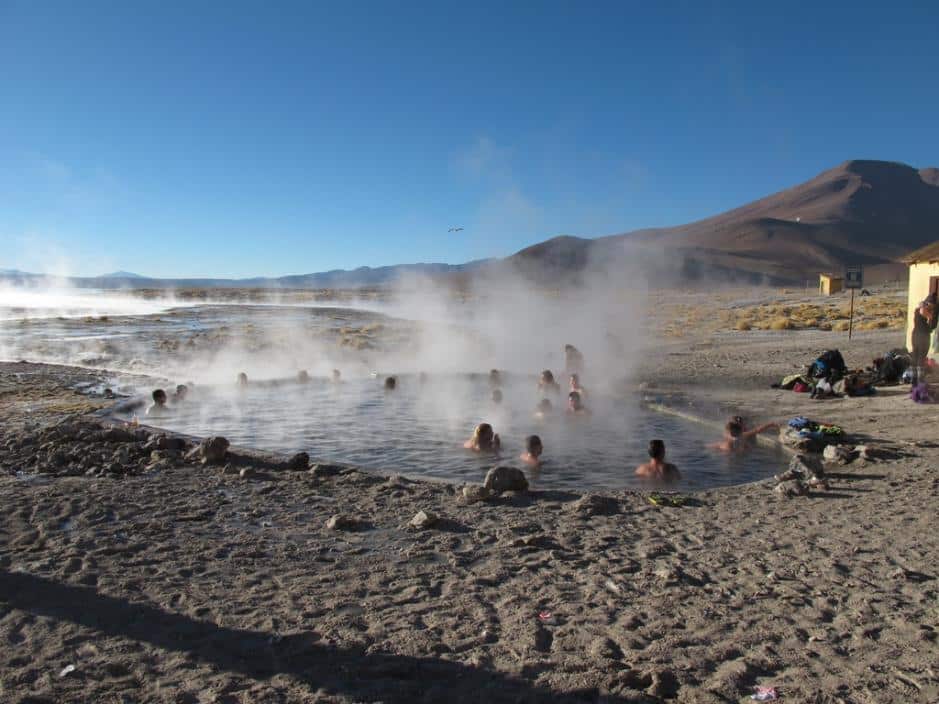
[819,273,843,296]
[904,241,939,354]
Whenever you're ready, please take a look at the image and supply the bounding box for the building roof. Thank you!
[819,273,842,279]
[903,240,939,264]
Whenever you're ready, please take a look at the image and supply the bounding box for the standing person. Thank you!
[911,299,937,387]
[564,344,584,375]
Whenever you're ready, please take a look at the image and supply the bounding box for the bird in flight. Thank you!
[448,227,464,233]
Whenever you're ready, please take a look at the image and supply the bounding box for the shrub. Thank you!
[736,320,752,331]
[769,318,794,331]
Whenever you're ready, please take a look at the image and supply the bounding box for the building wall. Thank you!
[906,261,939,354]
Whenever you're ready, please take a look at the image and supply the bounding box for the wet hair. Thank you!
[726,421,743,438]
[568,390,582,408]
[526,435,542,454]
[565,344,575,353]
[174,384,188,399]
[540,370,555,384]
[491,389,503,403]
[489,369,501,384]
[237,372,248,386]
[537,398,552,412]
[648,439,666,460]
[384,376,397,390]
[570,373,580,386]
[152,388,167,404]
[474,423,495,449]
[297,370,310,383]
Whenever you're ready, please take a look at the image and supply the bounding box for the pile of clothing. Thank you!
[772,349,874,398]
[787,416,844,440]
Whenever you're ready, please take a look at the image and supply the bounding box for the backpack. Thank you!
[810,349,847,381]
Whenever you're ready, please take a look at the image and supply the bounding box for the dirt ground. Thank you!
[1,322,938,703]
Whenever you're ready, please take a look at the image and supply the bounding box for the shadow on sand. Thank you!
[0,570,637,703]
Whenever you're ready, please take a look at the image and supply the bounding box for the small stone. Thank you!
[571,494,619,517]
[310,463,344,477]
[201,436,230,464]
[483,465,528,493]
[823,444,856,464]
[409,510,438,530]
[790,453,824,478]
[220,463,239,475]
[774,479,809,498]
[326,514,356,531]
[461,484,491,503]
[285,452,310,471]
[239,468,257,480]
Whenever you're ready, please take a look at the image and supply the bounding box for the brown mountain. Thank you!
[507,160,939,285]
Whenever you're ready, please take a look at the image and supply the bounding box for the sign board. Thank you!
[845,265,863,290]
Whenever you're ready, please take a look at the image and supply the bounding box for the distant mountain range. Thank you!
[3,160,937,289]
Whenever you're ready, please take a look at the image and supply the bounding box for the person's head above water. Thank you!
[297,370,310,383]
[174,384,188,401]
[237,372,248,386]
[489,369,501,385]
[526,435,543,456]
[540,370,555,384]
[384,376,397,390]
[726,420,743,438]
[473,423,496,449]
[491,389,503,403]
[648,439,666,461]
[568,390,584,411]
[331,369,341,382]
[569,373,581,388]
[152,389,167,406]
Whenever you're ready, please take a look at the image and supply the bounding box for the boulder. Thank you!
[239,467,257,480]
[102,427,136,443]
[409,510,439,530]
[201,436,230,464]
[157,435,188,452]
[570,494,619,517]
[483,465,528,493]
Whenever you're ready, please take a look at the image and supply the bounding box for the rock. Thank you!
[310,463,344,477]
[807,475,830,490]
[483,465,528,493]
[325,514,357,531]
[789,453,824,478]
[238,468,257,480]
[157,435,188,452]
[774,479,809,498]
[201,436,230,464]
[220,463,239,475]
[102,427,136,443]
[570,493,619,517]
[461,484,491,503]
[409,510,438,530]
[647,668,680,699]
[823,444,856,464]
[283,452,310,470]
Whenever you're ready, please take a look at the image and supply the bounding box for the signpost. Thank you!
[845,265,863,339]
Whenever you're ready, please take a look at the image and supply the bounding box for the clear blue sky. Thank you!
[2,1,937,278]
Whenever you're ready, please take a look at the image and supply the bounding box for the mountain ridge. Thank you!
[3,159,937,289]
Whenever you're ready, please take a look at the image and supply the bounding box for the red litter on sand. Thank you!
[751,686,778,701]
[537,611,554,623]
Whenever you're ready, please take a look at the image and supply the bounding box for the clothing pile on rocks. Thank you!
[773,415,880,497]
[771,349,875,399]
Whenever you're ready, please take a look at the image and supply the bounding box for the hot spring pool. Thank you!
[121,373,784,491]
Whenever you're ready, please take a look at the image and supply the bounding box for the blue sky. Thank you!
[1,1,938,278]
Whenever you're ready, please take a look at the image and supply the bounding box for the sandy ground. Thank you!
[1,323,939,703]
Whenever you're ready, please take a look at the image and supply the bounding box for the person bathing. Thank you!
[519,435,543,467]
[566,390,590,415]
[711,418,778,452]
[147,389,168,417]
[635,439,681,481]
[538,370,560,394]
[464,423,501,452]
